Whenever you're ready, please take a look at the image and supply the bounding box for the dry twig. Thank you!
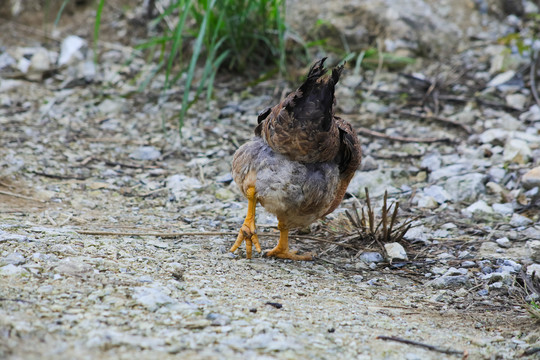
[357,127,452,143]
[376,335,467,358]
[397,109,472,134]
[0,190,45,203]
[530,49,540,108]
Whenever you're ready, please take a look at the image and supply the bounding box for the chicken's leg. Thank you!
[230,186,261,259]
[265,220,313,261]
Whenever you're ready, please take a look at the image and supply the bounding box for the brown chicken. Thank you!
[230,58,362,260]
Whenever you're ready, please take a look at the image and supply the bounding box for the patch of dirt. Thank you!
[1,2,539,360]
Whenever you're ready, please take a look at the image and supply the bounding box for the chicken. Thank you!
[230,58,362,260]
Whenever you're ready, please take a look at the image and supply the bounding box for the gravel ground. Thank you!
[1,2,540,359]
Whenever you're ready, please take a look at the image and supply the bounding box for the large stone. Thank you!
[528,240,540,262]
[384,242,408,261]
[522,166,540,190]
[503,138,531,164]
[443,173,487,203]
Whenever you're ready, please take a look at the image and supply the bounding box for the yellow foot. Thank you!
[264,248,313,261]
[230,223,261,259]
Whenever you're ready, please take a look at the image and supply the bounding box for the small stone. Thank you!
[416,195,439,209]
[0,264,28,277]
[486,182,504,195]
[510,213,533,227]
[526,264,540,281]
[495,259,521,273]
[463,200,493,215]
[384,242,408,261]
[133,286,175,311]
[129,146,162,161]
[206,313,231,326]
[487,70,516,87]
[429,275,469,289]
[478,128,509,145]
[528,240,540,262]
[1,252,25,266]
[54,258,94,277]
[503,139,531,164]
[462,261,476,268]
[505,93,527,110]
[492,203,513,216]
[495,237,511,248]
[421,153,442,172]
[359,252,384,264]
[444,173,487,203]
[0,231,28,242]
[444,267,468,276]
[423,185,451,204]
[522,166,540,190]
[360,155,378,171]
[58,35,86,66]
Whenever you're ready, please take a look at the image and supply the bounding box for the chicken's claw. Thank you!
[264,248,313,261]
[230,186,261,259]
[230,222,261,259]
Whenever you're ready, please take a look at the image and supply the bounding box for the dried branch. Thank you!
[531,49,540,108]
[397,109,472,134]
[357,127,452,143]
[376,335,467,357]
[0,190,46,203]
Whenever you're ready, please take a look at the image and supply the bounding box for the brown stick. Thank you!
[0,190,45,203]
[376,335,467,357]
[75,230,357,249]
[30,171,88,181]
[530,49,540,108]
[397,109,472,134]
[357,127,452,143]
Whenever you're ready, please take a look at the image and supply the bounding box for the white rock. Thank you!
[510,213,533,227]
[58,35,86,66]
[129,146,161,161]
[503,139,531,164]
[528,240,540,262]
[167,175,203,200]
[27,47,52,81]
[0,264,28,276]
[478,128,509,145]
[444,173,486,202]
[404,224,429,244]
[384,242,408,261]
[492,203,513,216]
[54,258,94,277]
[495,237,511,248]
[526,264,540,281]
[487,70,516,87]
[133,286,175,311]
[1,252,25,265]
[423,185,451,204]
[519,104,540,122]
[421,153,442,171]
[463,200,493,216]
[416,195,439,209]
[505,94,527,110]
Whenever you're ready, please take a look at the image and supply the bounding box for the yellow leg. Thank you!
[230,186,261,259]
[265,220,313,261]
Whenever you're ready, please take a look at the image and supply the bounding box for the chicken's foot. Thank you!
[265,221,313,261]
[230,186,261,259]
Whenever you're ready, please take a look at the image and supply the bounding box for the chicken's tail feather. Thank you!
[289,58,343,131]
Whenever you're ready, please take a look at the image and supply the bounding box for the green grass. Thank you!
[135,0,287,132]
